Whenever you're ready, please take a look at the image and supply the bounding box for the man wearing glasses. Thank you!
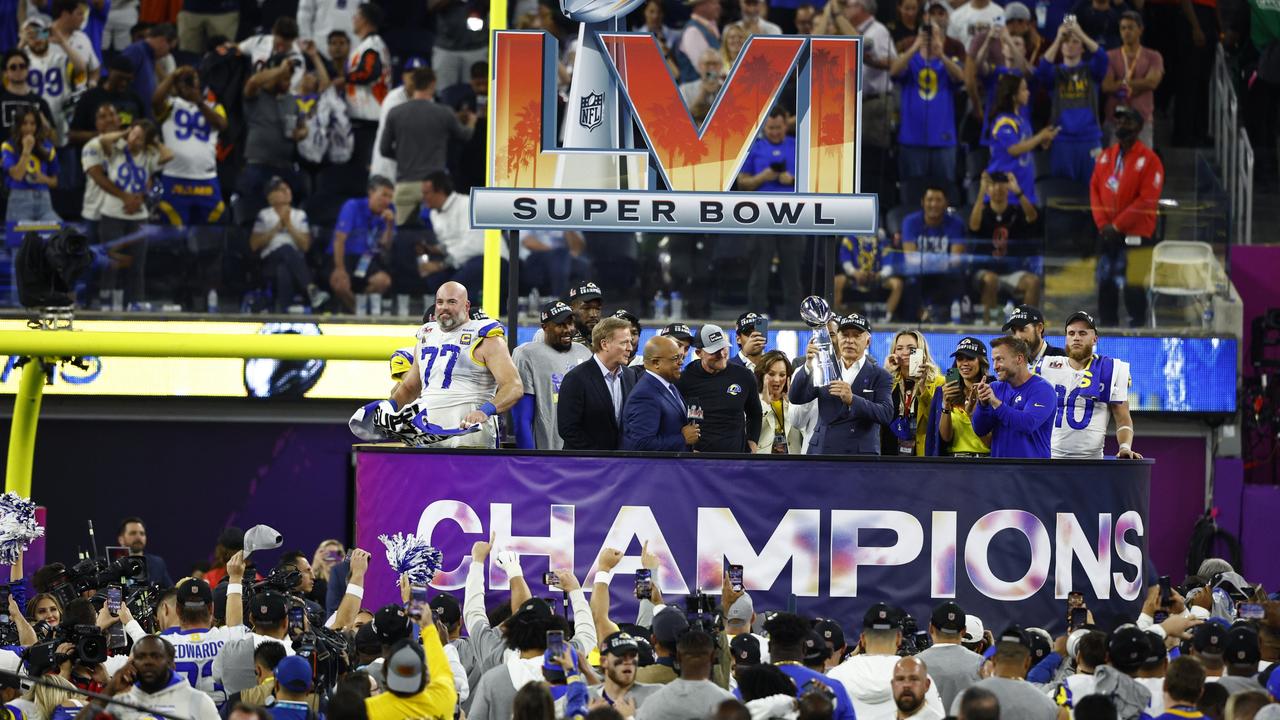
[789,313,894,454]
[622,335,702,451]
[678,324,763,453]
[0,50,55,137]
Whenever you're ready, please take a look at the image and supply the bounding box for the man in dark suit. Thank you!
[557,316,637,451]
[789,312,894,454]
[622,335,701,451]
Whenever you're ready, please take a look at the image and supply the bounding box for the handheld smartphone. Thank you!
[1069,607,1088,630]
[287,605,305,637]
[907,348,923,377]
[408,585,429,621]
[543,571,560,587]
[635,569,653,601]
[106,585,122,617]
[945,367,962,386]
[989,171,1008,183]
[0,585,10,623]
[1237,602,1265,620]
[546,629,566,657]
[1158,576,1172,608]
[769,161,786,173]
[728,564,745,593]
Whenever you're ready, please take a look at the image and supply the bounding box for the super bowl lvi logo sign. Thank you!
[469,1,879,236]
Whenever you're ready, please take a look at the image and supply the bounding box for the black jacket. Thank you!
[557,357,636,451]
[677,361,762,453]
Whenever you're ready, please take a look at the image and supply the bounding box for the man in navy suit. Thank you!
[557,316,637,451]
[622,335,701,451]
[790,312,894,454]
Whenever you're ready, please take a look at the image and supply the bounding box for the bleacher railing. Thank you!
[1212,44,1255,247]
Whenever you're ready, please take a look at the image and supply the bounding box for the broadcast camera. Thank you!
[45,555,149,610]
[23,624,109,675]
[897,613,932,656]
[240,564,351,694]
[684,592,722,634]
[14,227,92,309]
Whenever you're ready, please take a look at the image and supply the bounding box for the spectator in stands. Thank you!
[737,108,801,316]
[3,106,60,224]
[927,337,992,457]
[1089,106,1162,327]
[94,120,172,304]
[238,17,305,92]
[817,0,895,148]
[891,0,924,51]
[971,336,1056,459]
[328,175,395,312]
[677,324,762,453]
[736,0,783,34]
[1071,0,1125,49]
[69,57,145,146]
[380,67,476,224]
[429,0,490,89]
[754,349,806,453]
[969,26,1030,153]
[730,313,767,370]
[1003,3,1042,61]
[80,102,122,246]
[680,0,723,83]
[154,66,228,230]
[967,171,1041,323]
[49,0,98,91]
[117,517,174,588]
[636,631,734,720]
[892,20,963,198]
[1002,304,1065,368]
[1,50,56,138]
[1102,12,1162,148]
[680,50,726,125]
[326,29,351,72]
[104,0,139,53]
[900,185,966,321]
[836,232,902,321]
[250,176,328,311]
[925,1,968,58]
[794,4,817,33]
[1037,18,1108,184]
[789,312,893,455]
[120,23,176,114]
[177,0,237,56]
[298,0,356,60]
[18,17,77,147]
[512,301,593,450]
[949,0,1004,45]
[882,329,944,456]
[623,335,700,451]
[417,170,489,297]
[369,57,425,185]
[917,602,984,708]
[240,58,306,222]
[345,3,390,174]
[720,24,747,68]
[829,603,946,718]
[987,74,1057,206]
[521,229,586,301]
[557,315,635,451]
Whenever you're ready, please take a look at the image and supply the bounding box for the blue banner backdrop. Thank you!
[355,449,1151,636]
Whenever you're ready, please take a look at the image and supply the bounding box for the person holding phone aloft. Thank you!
[926,336,994,457]
[883,330,945,456]
[1036,16,1109,184]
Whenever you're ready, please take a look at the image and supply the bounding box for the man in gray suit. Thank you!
[789,312,893,454]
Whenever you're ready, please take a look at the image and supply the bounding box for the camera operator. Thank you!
[118,517,174,589]
[105,635,220,720]
[275,551,325,617]
[215,548,370,696]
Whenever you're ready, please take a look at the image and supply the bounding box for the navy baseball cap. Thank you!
[931,601,966,634]
[951,337,987,359]
[540,301,573,324]
[1002,304,1045,331]
[737,312,769,335]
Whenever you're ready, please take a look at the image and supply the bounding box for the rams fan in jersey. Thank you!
[1038,311,1142,460]
[386,281,523,448]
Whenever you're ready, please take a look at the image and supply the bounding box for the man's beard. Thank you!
[606,666,633,686]
[894,692,923,713]
[1068,344,1094,362]
[129,541,145,553]
[438,314,463,331]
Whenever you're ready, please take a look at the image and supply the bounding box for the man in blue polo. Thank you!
[328,175,396,313]
[901,185,967,321]
[970,335,1055,458]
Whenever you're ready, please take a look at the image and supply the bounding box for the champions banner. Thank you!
[354,449,1151,634]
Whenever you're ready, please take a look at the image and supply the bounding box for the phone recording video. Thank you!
[728,564,745,593]
[635,568,653,600]
[546,629,566,656]
[287,605,305,638]
[543,571,561,588]
[106,585,122,617]
[408,585,429,621]
[1069,607,1088,630]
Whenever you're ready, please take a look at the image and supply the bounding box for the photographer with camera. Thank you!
[828,603,946,720]
[105,635,221,720]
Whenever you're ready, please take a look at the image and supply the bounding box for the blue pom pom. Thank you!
[378,532,443,587]
[0,492,43,566]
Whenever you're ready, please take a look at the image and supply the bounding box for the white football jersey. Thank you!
[162,625,246,703]
[26,46,71,142]
[237,35,306,93]
[415,318,506,409]
[160,96,224,180]
[1039,354,1131,459]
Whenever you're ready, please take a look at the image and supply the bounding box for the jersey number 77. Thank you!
[421,343,462,388]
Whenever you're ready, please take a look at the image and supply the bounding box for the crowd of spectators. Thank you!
[0,0,1256,324]
[4,516,1279,720]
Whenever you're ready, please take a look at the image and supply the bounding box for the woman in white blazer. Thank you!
[754,350,810,454]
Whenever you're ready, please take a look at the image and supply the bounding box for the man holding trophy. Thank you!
[789,297,894,455]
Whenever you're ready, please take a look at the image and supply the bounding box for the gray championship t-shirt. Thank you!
[949,677,1060,720]
[512,340,591,450]
[917,642,985,709]
[635,679,734,720]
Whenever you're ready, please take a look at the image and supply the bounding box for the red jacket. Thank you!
[1089,139,1164,239]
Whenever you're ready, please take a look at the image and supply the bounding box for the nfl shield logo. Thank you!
[579,92,604,131]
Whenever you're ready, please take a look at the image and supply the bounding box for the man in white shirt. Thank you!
[250,176,328,310]
[947,0,1005,44]
[732,0,782,35]
[828,604,946,720]
[417,169,504,299]
[50,0,98,88]
[238,17,306,93]
[298,0,357,59]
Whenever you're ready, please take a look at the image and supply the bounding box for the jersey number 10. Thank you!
[421,343,462,389]
[1053,385,1095,430]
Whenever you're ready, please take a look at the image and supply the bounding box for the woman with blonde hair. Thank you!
[720,24,747,68]
[753,350,810,454]
[881,329,944,456]
[26,593,63,627]
[310,539,344,605]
